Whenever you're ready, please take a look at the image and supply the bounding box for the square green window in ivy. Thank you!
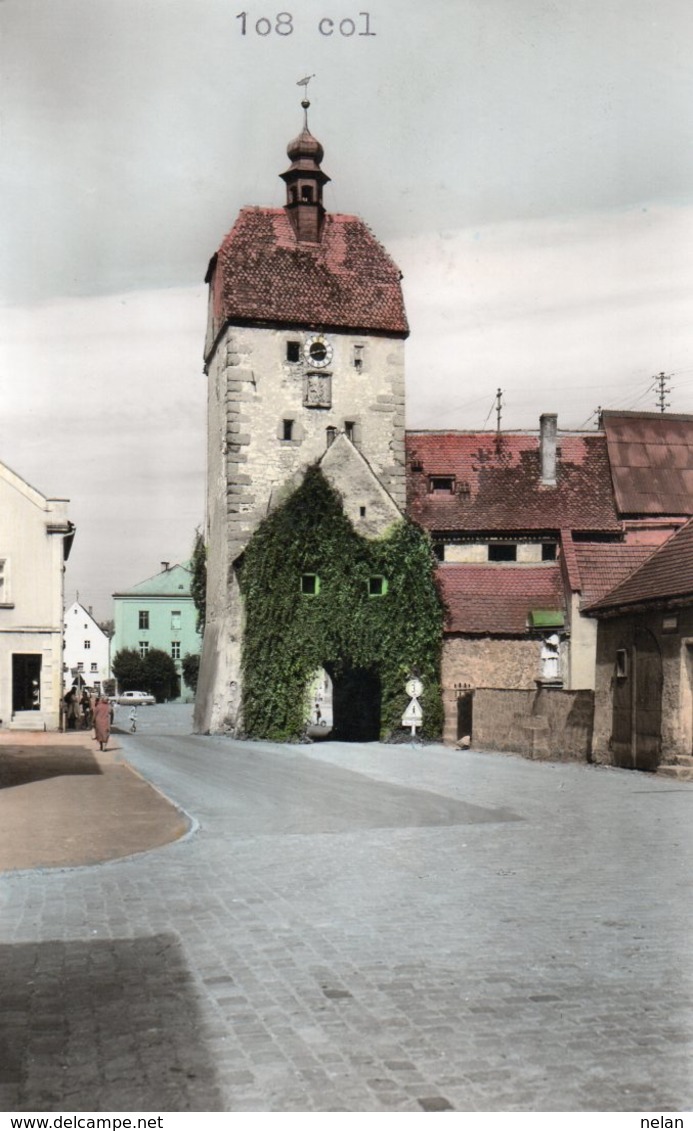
[301,574,320,596]
[368,576,388,597]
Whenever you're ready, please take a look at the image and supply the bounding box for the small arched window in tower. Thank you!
[282,419,295,442]
[326,426,337,447]
[286,340,300,362]
[353,344,364,371]
[301,185,314,202]
[289,186,298,203]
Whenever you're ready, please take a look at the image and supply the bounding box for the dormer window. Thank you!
[429,476,455,494]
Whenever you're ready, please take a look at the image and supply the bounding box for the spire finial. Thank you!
[297,74,315,129]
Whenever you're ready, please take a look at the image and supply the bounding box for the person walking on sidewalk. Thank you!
[128,705,138,733]
[93,695,111,752]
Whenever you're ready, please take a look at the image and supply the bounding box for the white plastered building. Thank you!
[0,460,74,730]
[63,601,111,692]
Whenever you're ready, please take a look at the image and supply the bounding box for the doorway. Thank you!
[611,628,662,771]
[12,653,42,713]
[328,665,381,741]
[456,691,473,744]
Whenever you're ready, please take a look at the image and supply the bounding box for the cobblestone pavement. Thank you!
[1,706,692,1112]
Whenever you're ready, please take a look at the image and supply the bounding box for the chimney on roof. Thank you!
[88,606,93,617]
[540,413,558,486]
[161,561,170,572]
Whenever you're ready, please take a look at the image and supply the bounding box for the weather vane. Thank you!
[296,74,316,126]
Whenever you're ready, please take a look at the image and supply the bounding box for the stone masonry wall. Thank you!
[195,323,406,734]
[592,607,693,766]
[443,685,594,761]
[442,635,545,696]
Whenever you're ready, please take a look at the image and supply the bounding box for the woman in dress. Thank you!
[93,695,111,752]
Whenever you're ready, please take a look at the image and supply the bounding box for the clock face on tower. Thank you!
[304,334,333,369]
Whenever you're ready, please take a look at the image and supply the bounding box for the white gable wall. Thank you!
[63,602,111,690]
[0,464,71,729]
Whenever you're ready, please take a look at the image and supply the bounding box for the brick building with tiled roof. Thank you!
[406,409,693,754]
[405,414,625,745]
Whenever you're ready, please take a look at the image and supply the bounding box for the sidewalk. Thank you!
[0,729,190,872]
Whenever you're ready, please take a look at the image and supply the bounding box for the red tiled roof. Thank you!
[586,517,693,613]
[406,432,620,533]
[573,543,656,607]
[602,410,693,516]
[437,562,566,634]
[206,207,408,352]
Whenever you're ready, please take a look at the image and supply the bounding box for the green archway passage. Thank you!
[239,466,444,742]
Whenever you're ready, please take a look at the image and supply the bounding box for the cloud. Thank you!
[0,285,207,618]
[392,203,693,429]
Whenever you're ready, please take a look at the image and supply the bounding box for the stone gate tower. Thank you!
[194,97,409,734]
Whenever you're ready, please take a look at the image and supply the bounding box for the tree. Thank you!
[143,648,179,702]
[111,649,145,691]
[98,619,115,639]
[181,652,200,694]
[190,527,207,634]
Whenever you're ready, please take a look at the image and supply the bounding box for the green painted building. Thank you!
[112,562,200,701]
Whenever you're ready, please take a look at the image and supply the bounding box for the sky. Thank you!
[1,0,693,619]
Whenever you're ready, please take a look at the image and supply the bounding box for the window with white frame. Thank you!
[0,558,8,601]
[139,641,149,657]
[171,611,181,631]
[171,641,181,660]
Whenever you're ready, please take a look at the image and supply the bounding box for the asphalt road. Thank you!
[2,704,692,1112]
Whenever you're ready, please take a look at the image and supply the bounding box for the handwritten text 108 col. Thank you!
[236,11,376,36]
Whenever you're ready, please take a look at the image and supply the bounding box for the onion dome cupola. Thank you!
[280,97,331,244]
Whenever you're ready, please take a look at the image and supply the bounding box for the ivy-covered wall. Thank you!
[239,466,445,741]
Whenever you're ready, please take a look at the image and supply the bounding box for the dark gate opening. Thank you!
[328,665,381,742]
[12,654,42,713]
[456,691,473,743]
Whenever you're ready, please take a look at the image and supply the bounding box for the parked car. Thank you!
[110,690,156,706]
